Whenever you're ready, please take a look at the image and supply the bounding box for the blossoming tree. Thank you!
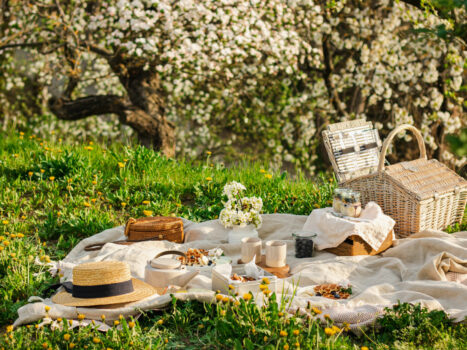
[0,0,465,170]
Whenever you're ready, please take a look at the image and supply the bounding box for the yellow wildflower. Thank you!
[114,320,120,326]
[42,342,48,349]
[121,202,127,208]
[361,347,369,350]
[262,289,271,296]
[278,312,284,317]
[118,162,125,168]
[40,169,45,173]
[264,174,273,179]
[92,180,97,185]
[206,151,212,155]
[28,171,33,177]
[142,200,150,205]
[19,132,24,136]
[220,310,226,316]
[77,313,85,321]
[243,293,252,301]
[3,241,10,246]
[262,277,270,284]
[324,314,331,320]
[263,336,268,342]
[206,177,212,181]
[101,315,106,321]
[294,342,300,348]
[343,322,350,331]
[92,337,100,344]
[284,345,289,350]
[91,198,97,203]
[69,343,76,349]
[324,327,335,336]
[280,330,287,337]
[63,334,71,341]
[6,325,13,333]
[128,321,135,329]
[259,284,268,290]
[143,210,153,217]
[311,307,321,314]
[49,176,55,181]
[157,319,163,325]
[332,325,341,333]
[293,329,299,336]
[44,305,51,312]
[2,220,8,225]
[83,202,91,207]
[260,169,266,173]
[222,296,229,303]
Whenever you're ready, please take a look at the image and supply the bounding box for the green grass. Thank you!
[0,130,466,349]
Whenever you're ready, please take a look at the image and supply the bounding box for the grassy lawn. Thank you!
[0,130,466,349]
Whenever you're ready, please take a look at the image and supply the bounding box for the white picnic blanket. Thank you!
[14,214,467,330]
[302,202,395,250]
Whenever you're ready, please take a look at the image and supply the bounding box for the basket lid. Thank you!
[322,119,382,183]
[384,158,467,200]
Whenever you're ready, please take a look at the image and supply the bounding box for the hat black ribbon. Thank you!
[61,280,134,299]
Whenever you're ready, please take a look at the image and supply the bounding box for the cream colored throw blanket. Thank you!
[14,214,467,329]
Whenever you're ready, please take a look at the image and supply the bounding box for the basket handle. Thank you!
[377,124,427,174]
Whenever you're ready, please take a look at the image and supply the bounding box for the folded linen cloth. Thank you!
[302,202,395,251]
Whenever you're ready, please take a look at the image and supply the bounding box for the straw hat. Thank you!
[52,261,156,307]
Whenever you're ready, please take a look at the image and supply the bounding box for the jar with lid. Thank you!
[292,231,317,258]
[332,188,362,217]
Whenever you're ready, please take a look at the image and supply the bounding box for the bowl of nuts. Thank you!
[177,248,230,272]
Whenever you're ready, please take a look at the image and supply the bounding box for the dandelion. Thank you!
[63,334,71,341]
[69,343,76,349]
[19,132,24,136]
[91,198,97,203]
[92,180,97,185]
[206,177,212,181]
[119,314,124,320]
[324,327,335,336]
[259,284,268,290]
[294,342,300,347]
[40,169,45,174]
[118,162,125,168]
[264,174,273,179]
[143,210,153,217]
[293,329,299,336]
[198,324,204,329]
[332,325,341,333]
[222,296,229,303]
[262,289,271,296]
[83,202,91,207]
[45,305,51,313]
[57,318,62,322]
[6,325,13,333]
[263,336,268,342]
[2,220,8,225]
[10,234,16,239]
[262,277,270,284]
[67,178,73,183]
[49,176,55,181]
[278,312,284,317]
[128,321,135,329]
[28,171,33,177]
[142,200,150,205]
[243,293,252,301]
[3,241,10,246]
[260,169,266,173]
[57,212,61,217]
[343,322,350,331]
[206,151,212,155]
[361,347,369,350]
[311,307,321,314]
[114,320,120,326]
[284,345,289,350]
[324,314,331,320]
[234,300,240,306]
[77,313,85,321]
[121,202,127,208]
[92,337,100,344]
[280,330,288,337]
[164,339,169,344]
[157,319,163,325]
[21,215,26,219]
[220,310,226,316]
[42,342,48,349]
[101,314,106,321]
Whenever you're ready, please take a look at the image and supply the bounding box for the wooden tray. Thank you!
[237,255,290,278]
[324,230,393,256]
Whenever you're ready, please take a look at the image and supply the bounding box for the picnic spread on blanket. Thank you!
[14,121,467,330]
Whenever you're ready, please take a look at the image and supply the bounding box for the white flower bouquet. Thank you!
[219,181,263,229]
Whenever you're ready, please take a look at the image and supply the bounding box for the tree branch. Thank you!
[322,36,349,118]
[48,94,127,121]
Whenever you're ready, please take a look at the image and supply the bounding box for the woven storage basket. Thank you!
[125,217,184,243]
[323,121,467,237]
[325,230,394,256]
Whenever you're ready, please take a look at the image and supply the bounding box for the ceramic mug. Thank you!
[265,240,287,268]
[241,237,262,264]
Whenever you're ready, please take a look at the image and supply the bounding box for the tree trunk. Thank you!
[48,65,176,158]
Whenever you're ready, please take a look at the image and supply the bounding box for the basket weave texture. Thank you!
[323,121,467,237]
[125,217,184,243]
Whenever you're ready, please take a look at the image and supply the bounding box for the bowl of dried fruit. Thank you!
[177,248,231,272]
[313,283,353,300]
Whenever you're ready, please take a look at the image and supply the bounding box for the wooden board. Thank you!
[237,255,290,278]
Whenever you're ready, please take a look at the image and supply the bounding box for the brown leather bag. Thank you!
[85,217,184,251]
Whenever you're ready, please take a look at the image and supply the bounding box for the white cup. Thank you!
[241,237,262,264]
[265,240,287,268]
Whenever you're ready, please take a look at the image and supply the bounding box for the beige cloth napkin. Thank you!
[302,202,395,251]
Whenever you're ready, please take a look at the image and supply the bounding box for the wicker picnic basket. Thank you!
[323,120,467,237]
